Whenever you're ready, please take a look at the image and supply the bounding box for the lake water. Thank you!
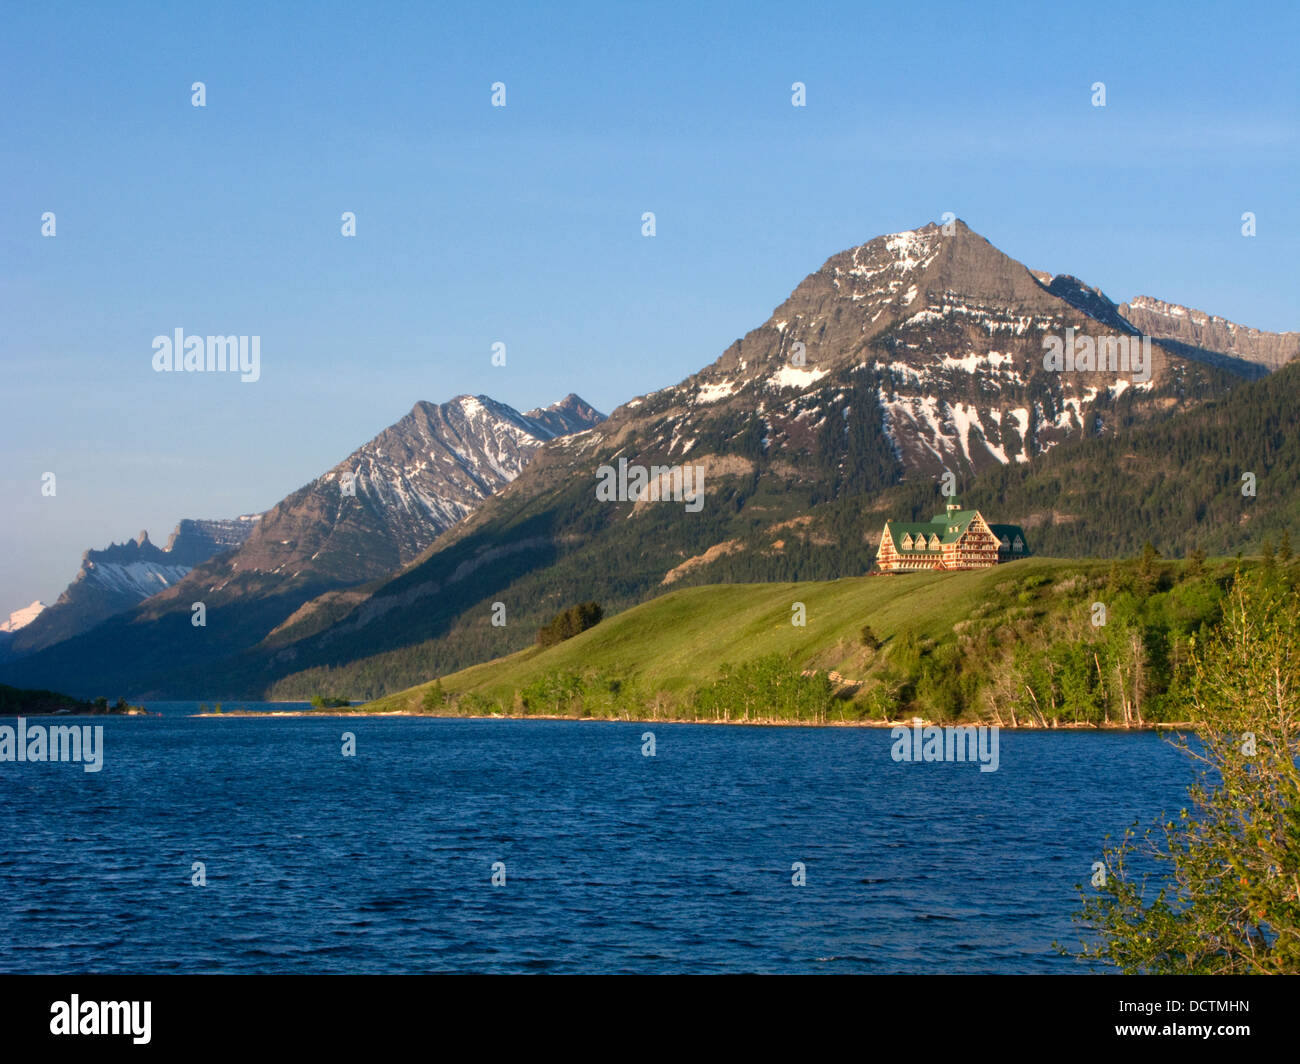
[0,708,1191,973]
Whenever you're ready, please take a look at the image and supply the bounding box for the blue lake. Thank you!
[0,709,1191,973]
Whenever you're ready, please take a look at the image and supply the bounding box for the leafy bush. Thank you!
[1070,570,1300,972]
[456,691,499,716]
[519,670,584,714]
[420,681,445,712]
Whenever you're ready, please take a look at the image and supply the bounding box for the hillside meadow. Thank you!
[359,554,1279,726]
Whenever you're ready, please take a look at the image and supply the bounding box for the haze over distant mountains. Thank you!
[3,518,259,657]
[2,221,1294,699]
[0,393,604,682]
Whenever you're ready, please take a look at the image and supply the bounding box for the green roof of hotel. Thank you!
[883,504,1028,554]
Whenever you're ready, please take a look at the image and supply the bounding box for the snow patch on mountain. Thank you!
[883,229,941,273]
[83,559,191,598]
[696,379,738,404]
[939,350,1017,374]
[1,600,46,633]
[770,365,827,391]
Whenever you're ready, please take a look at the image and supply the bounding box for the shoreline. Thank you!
[0,708,148,718]
[189,709,1190,730]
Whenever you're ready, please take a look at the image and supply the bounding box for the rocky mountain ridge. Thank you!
[4,518,260,655]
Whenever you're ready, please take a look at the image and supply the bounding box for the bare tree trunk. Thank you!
[1094,652,1109,725]
[1129,629,1146,726]
[1024,685,1048,728]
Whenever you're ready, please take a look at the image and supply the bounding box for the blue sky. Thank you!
[2,0,1297,611]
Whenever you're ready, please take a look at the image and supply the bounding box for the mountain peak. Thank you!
[678,219,1064,395]
[227,390,607,583]
[799,219,1059,334]
[840,218,981,262]
[411,394,491,416]
[453,393,505,413]
[523,393,605,437]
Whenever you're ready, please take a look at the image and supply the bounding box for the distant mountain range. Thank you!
[2,519,260,658]
[0,393,603,688]
[2,221,1294,699]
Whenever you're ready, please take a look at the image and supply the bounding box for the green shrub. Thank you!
[421,681,445,712]
[1071,571,1300,972]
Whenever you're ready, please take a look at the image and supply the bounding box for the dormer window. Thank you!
[1000,536,1010,550]
[928,533,941,550]
[901,533,913,550]
[1013,536,1024,553]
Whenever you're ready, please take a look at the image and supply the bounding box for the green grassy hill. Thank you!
[363,554,1269,725]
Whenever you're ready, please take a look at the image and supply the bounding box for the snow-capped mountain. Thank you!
[1,600,46,633]
[609,219,1279,479]
[302,393,605,566]
[183,392,604,593]
[7,518,260,655]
